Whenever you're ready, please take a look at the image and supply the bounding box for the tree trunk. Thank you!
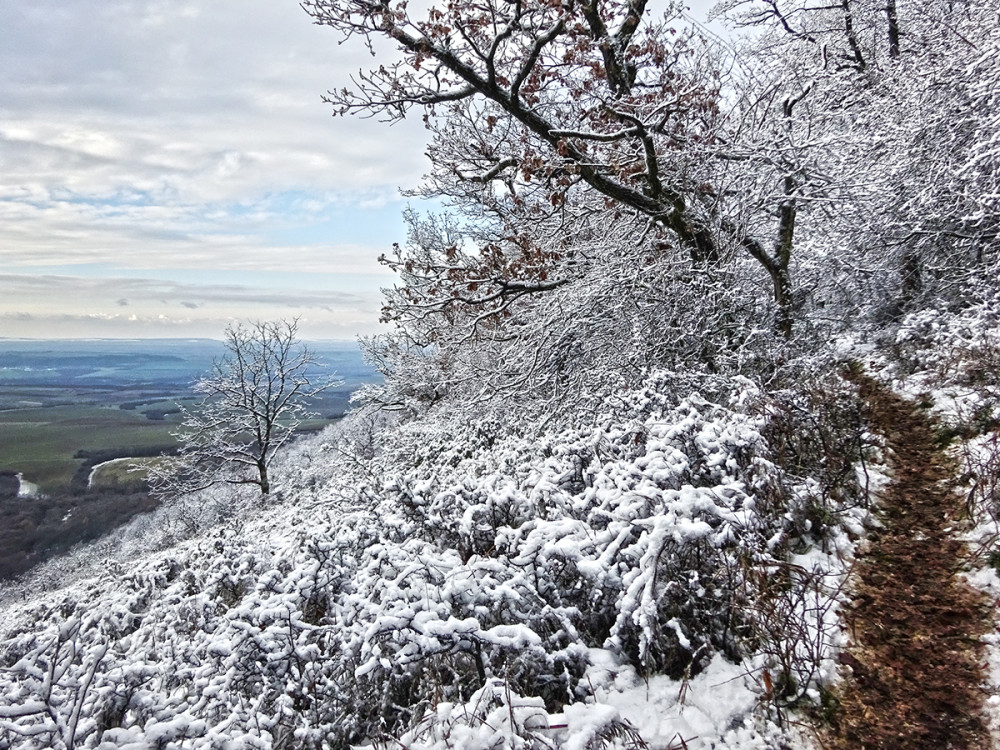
[772,265,794,339]
[737,232,794,339]
[842,0,867,71]
[886,0,900,58]
[773,169,797,338]
[257,461,270,495]
[899,250,922,310]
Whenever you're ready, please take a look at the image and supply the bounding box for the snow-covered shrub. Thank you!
[956,430,1000,538]
[893,281,1000,528]
[339,368,864,719]
[389,678,647,750]
[894,282,1000,392]
[759,366,876,543]
[367,374,776,673]
[0,368,865,749]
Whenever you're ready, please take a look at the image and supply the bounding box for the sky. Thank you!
[0,0,723,340]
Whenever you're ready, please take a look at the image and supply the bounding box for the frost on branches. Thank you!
[0,370,870,749]
[150,319,341,497]
[13,0,1000,744]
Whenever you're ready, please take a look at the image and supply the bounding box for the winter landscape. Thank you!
[0,337,374,579]
[2,0,1000,748]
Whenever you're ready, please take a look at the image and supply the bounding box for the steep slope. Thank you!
[0,370,871,750]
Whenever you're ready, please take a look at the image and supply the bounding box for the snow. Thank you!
[0,369,879,750]
[963,566,1000,741]
[875,293,1000,746]
[582,650,760,748]
[15,473,39,499]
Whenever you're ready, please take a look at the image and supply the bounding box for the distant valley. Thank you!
[0,338,377,579]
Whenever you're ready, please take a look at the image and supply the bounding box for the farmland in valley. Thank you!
[0,338,377,578]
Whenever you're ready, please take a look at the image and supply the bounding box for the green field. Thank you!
[89,457,164,493]
[0,403,181,492]
[0,339,373,496]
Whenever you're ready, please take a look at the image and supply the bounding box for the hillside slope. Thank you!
[0,368,876,749]
[3,303,1000,749]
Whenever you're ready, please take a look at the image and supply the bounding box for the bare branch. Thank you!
[154,319,342,497]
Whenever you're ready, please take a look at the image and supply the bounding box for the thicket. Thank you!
[0,363,876,748]
[892,281,1000,553]
[0,491,160,581]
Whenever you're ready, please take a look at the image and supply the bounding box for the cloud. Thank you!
[0,271,386,338]
[0,310,216,339]
[0,309,375,340]
[0,0,430,194]
[0,273,369,308]
[0,0,429,330]
[0,183,409,274]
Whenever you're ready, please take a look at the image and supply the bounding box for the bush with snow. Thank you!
[890,282,1000,546]
[0,366,871,750]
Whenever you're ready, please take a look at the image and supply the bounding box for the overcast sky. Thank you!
[1,0,722,340]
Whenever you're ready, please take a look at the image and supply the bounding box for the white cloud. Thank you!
[0,271,388,339]
[0,273,371,308]
[0,0,428,334]
[1,0,430,195]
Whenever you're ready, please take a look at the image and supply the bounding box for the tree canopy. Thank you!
[304,0,999,418]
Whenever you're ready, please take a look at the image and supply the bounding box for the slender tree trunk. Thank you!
[774,176,797,338]
[737,230,794,339]
[770,96,801,339]
[842,0,867,70]
[258,461,270,495]
[899,250,922,310]
[886,0,900,58]
[772,268,794,339]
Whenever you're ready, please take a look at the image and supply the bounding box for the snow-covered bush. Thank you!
[892,281,1000,531]
[0,367,870,749]
[894,283,1000,391]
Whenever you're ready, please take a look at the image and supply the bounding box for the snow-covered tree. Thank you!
[303,0,849,336]
[155,319,341,496]
[724,0,1000,318]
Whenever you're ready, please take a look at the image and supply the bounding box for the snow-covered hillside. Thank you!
[4,0,1000,744]
[0,369,875,749]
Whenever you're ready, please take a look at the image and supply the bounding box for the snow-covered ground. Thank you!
[0,368,881,749]
[15,473,39,499]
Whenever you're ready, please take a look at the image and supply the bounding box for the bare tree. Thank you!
[300,0,836,336]
[156,319,341,496]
